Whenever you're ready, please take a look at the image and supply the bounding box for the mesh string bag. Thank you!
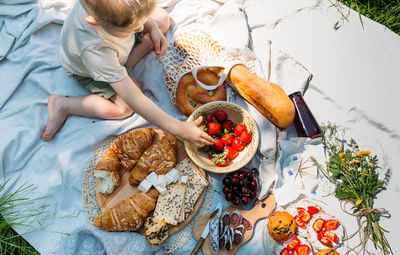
[159,31,258,106]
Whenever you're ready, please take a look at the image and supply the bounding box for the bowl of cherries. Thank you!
[185,101,259,173]
[222,168,260,206]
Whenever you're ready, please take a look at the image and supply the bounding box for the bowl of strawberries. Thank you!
[184,101,259,173]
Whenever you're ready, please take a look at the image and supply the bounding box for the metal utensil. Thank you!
[190,203,221,255]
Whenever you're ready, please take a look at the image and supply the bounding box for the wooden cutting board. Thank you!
[95,128,207,235]
[193,193,276,255]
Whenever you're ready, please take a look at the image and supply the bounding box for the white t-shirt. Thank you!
[59,0,135,83]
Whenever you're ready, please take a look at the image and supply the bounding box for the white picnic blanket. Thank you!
[1,0,399,254]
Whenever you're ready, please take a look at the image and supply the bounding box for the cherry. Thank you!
[233,196,241,205]
[242,196,250,205]
[252,168,259,176]
[223,186,230,195]
[231,176,240,185]
[250,179,258,191]
[226,192,233,201]
[241,186,250,194]
[222,176,231,186]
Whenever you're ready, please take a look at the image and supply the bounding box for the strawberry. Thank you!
[296,207,306,217]
[211,153,229,167]
[214,110,228,122]
[280,248,290,255]
[207,122,220,135]
[312,218,325,232]
[287,237,300,251]
[232,137,245,151]
[239,131,252,143]
[234,123,247,137]
[224,146,238,159]
[307,206,320,215]
[317,232,332,246]
[294,215,306,228]
[324,219,339,231]
[301,211,311,223]
[294,245,310,255]
[221,133,233,145]
[324,231,338,243]
[221,120,233,132]
[205,113,214,123]
[212,139,224,152]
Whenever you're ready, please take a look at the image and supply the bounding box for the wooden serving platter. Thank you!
[95,129,207,235]
[193,194,276,255]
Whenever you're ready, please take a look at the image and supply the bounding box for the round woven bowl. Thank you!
[185,101,259,173]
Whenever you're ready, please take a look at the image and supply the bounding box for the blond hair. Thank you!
[83,0,156,28]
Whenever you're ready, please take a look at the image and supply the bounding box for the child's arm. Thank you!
[110,76,214,147]
[143,17,167,58]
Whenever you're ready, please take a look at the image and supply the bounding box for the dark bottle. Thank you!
[288,91,321,139]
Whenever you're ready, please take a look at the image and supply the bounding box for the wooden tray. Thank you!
[96,129,207,235]
[193,194,276,255]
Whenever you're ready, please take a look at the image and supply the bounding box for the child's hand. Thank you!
[179,116,214,148]
[149,25,167,59]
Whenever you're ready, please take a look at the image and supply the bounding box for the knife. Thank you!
[190,203,221,255]
[208,202,222,255]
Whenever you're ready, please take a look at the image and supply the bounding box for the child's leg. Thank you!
[125,7,170,70]
[41,94,133,141]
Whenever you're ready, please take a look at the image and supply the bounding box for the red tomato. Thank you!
[221,133,233,145]
[295,244,310,255]
[214,110,228,122]
[207,122,220,134]
[307,206,320,215]
[301,211,311,223]
[287,237,300,251]
[325,219,339,231]
[324,231,338,243]
[211,139,224,152]
[294,215,306,228]
[280,248,290,255]
[312,218,325,232]
[233,124,247,137]
[239,131,252,143]
[221,120,233,132]
[232,137,245,151]
[296,207,306,217]
[224,146,238,160]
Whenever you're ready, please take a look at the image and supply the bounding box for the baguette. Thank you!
[226,64,295,128]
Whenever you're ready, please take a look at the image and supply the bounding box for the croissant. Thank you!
[129,133,177,185]
[94,188,159,232]
[93,148,121,195]
[111,128,156,170]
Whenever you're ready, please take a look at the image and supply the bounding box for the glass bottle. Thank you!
[288,91,321,139]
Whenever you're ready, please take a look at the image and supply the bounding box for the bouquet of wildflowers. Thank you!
[313,123,392,255]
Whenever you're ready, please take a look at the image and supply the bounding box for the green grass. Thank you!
[0,181,44,255]
[337,0,400,34]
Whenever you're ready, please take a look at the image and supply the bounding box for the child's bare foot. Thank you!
[42,95,69,141]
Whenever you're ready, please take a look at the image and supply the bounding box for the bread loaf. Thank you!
[226,64,295,128]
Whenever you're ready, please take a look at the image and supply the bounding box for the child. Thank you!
[42,0,214,148]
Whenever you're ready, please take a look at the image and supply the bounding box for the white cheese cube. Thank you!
[179,175,188,184]
[146,172,158,186]
[138,179,152,193]
[156,174,167,187]
[167,168,180,183]
[155,184,167,195]
[165,174,175,185]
